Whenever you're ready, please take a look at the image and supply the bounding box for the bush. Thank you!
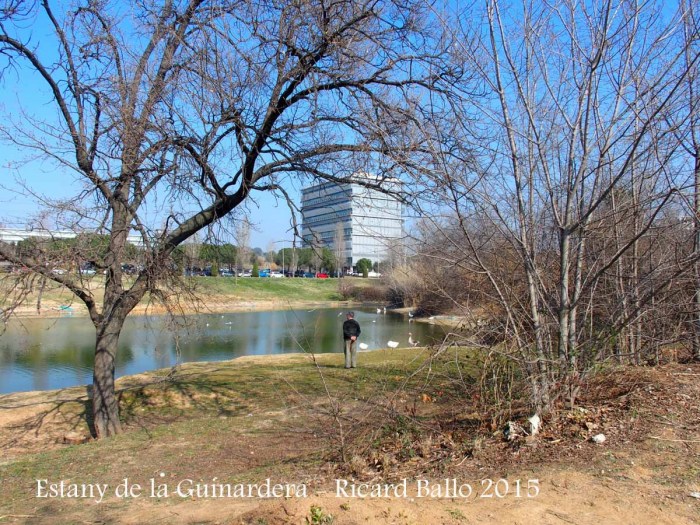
[339,283,389,302]
[356,258,372,276]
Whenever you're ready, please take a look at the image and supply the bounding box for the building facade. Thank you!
[300,176,404,271]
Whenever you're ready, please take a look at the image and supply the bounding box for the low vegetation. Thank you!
[1,346,698,523]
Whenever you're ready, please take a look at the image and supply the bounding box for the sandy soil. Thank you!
[121,468,698,525]
[3,456,698,524]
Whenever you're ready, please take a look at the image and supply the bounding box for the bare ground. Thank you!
[0,354,698,524]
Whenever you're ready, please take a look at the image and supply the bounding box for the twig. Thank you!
[649,436,700,443]
[455,455,470,467]
[545,509,578,524]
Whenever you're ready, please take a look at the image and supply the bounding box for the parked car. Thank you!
[121,263,137,275]
[185,266,211,277]
[220,269,234,277]
[258,270,270,277]
[79,266,96,276]
[270,271,284,278]
[315,272,329,279]
[304,272,315,278]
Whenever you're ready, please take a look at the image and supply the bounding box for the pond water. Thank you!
[0,307,445,394]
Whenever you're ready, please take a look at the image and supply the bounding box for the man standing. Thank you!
[342,311,361,369]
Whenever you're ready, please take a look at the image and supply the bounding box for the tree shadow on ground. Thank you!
[0,386,94,455]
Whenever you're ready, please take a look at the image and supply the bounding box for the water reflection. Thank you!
[0,308,445,393]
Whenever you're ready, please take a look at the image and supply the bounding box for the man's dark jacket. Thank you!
[343,319,361,340]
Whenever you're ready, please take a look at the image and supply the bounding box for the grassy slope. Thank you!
[189,276,348,302]
[1,275,375,315]
[0,348,464,512]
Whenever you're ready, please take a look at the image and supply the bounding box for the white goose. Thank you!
[387,340,399,349]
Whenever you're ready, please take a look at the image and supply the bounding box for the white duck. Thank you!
[387,341,399,349]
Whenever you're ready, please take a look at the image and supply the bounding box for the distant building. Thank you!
[0,228,144,247]
[300,175,404,271]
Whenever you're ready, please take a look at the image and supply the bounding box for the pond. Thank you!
[0,307,446,394]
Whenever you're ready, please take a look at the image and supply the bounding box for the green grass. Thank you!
[2,274,378,314]
[0,346,482,519]
[190,275,354,302]
[117,346,458,420]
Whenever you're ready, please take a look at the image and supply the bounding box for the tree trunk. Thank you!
[694,153,700,361]
[92,316,126,438]
[36,276,47,315]
[558,229,571,362]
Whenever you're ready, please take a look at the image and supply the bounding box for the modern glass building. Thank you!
[300,175,404,271]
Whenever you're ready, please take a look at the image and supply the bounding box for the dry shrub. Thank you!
[338,282,390,302]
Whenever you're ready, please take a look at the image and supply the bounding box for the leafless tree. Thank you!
[333,221,346,277]
[676,0,700,361]
[0,0,453,437]
[407,0,700,413]
[234,219,250,279]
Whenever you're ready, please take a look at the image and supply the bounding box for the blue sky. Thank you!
[0,40,297,251]
[0,148,298,250]
[0,165,298,251]
[0,2,306,251]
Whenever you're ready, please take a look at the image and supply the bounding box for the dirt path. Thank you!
[2,463,696,524]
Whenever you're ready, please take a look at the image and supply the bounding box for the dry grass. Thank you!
[0,349,698,524]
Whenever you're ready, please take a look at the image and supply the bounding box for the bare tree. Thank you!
[676,0,700,361]
[183,232,202,273]
[333,221,346,277]
[0,0,452,437]
[234,219,250,280]
[409,0,699,413]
